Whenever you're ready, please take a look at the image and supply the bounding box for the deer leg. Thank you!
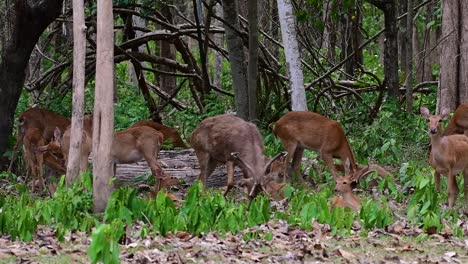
[434,171,441,193]
[196,152,217,191]
[36,151,45,193]
[224,161,235,196]
[292,147,305,183]
[282,141,297,178]
[8,138,22,172]
[143,154,164,195]
[322,152,339,180]
[447,170,459,209]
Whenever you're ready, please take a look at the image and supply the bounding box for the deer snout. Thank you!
[430,127,437,134]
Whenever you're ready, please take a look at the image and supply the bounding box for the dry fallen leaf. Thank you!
[335,248,356,261]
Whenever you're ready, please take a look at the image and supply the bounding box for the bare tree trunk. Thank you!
[367,0,399,97]
[93,0,115,213]
[398,0,407,74]
[0,0,64,162]
[212,3,224,92]
[405,0,414,111]
[322,0,336,62]
[127,6,146,86]
[459,0,468,103]
[277,0,307,111]
[222,0,248,119]
[248,0,259,121]
[160,5,177,97]
[67,0,86,183]
[438,0,459,112]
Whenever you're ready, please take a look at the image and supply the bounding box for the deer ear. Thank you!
[264,151,288,174]
[441,109,450,120]
[344,158,351,176]
[420,107,430,119]
[54,127,62,142]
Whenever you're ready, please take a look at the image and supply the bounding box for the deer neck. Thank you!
[429,131,443,150]
[342,191,360,206]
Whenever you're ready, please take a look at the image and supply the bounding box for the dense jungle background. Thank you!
[0,0,467,263]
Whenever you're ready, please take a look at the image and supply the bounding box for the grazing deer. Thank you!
[420,107,468,213]
[331,160,373,212]
[39,125,168,194]
[23,128,46,192]
[9,108,70,172]
[273,111,357,182]
[130,120,188,149]
[190,114,288,198]
[442,103,468,136]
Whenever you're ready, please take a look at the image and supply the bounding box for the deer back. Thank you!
[443,103,468,136]
[112,126,163,164]
[131,120,188,148]
[18,108,70,142]
[190,114,266,175]
[273,111,357,170]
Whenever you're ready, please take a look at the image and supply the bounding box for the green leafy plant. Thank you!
[89,220,125,264]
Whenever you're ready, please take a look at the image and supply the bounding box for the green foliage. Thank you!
[88,220,125,264]
[349,101,428,165]
[360,197,393,229]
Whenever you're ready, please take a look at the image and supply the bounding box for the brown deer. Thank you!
[420,107,468,213]
[9,108,70,172]
[331,160,373,211]
[442,103,468,136]
[130,120,188,149]
[39,125,168,194]
[273,111,357,182]
[190,114,288,198]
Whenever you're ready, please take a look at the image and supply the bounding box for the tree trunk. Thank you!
[248,0,259,121]
[367,0,399,97]
[212,3,224,93]
[438,0,459,112]
[67,0,86,183]
[405,0,414,111]
[322,0,336,62]
[277,0,307,111]
[193,0,211,94]
[160,5,177,97]
[459,0,468,103]
[93,0,115,213]
[127,6,146,86]
[0,0,64,163]
[222,0,248,119]
[398,0,407,74]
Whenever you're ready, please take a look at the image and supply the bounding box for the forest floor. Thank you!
[1,150,468,263]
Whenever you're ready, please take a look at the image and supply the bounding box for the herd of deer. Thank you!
[7,104,468,213]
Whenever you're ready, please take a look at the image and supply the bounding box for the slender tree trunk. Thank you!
[277,0,307,111]
[459,0,468,103]
[160,5,177,97]
[248,0,259,121]
[222,0,248,119]
[127,6,146,86]
[212,3,224,93]
[0,0,64,163]
[398,0,407,74]
[405,0,414,111]
[367,0,399,97]
[93,0,115,213]
[193,0,211,94]
[322,0,336,62]
[67,0,86,183]
[438,0,459,112]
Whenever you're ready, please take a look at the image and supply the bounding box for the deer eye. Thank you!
[343,181,347,184]
[438,120,442,123]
